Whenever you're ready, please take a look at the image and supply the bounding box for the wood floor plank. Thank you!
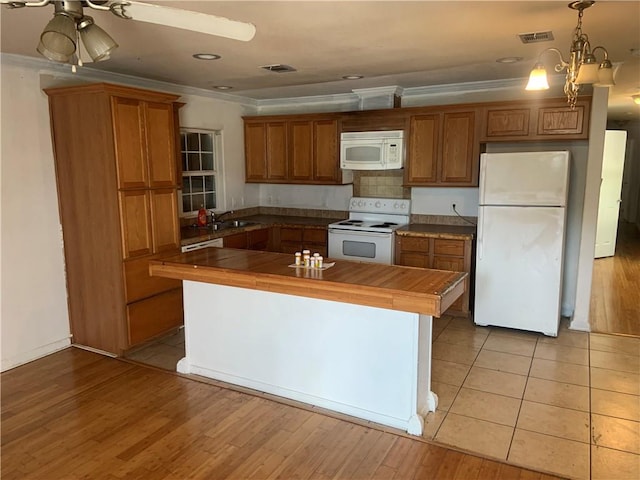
[590,220,640,336]
[1,348,565,480]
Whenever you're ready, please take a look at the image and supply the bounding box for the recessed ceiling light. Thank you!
[212,85,232,90]
[342,75,364,80]
[193,53,221,60]
[496,56,524,64]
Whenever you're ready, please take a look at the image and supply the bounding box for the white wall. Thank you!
[259,184,353,211]
[411,188,479,217]
[1,62,71,371]
[177,94,259,211]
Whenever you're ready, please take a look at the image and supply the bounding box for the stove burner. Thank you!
[338,220,363,225]
[370,222,398,228]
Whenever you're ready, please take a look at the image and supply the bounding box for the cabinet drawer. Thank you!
[280,241,302,254]
[124,253,181,303]
[399,236,430,253]
[280,227,303,242]
[127,288,183,346]
[303,227,327,244]
[398,253,429,268]
[432,255,465,272]
[433,239,464,256]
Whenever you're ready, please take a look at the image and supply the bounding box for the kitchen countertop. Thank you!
[181,214,344,246]
[397,224,476,240]
[149,248,467,317]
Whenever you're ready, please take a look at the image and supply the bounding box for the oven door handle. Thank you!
[328,229,392,238]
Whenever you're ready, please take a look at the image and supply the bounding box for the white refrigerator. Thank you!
[474,151,570,336]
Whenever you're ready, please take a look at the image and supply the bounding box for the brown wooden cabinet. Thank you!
[395,234,473,316]
[46,83,183,355]
[271,225,328,256]
[244,114,347,185]
[405,108,480,187]
[244,120,288,182]
[288,118,340,183]
[223,227,271,251]
[481,98,590,141]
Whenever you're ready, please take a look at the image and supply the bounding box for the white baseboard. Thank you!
[1,337,71,372]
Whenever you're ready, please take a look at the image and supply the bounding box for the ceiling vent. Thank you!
[518,31,555,44]
[261,64,297,73]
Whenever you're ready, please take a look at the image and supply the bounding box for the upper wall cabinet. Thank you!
[480,98,590,142]
[244,120,288,182]
[112,97,178,190]
[244,114,348,185]
[405,108,480,187]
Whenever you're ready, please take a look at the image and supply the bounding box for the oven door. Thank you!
[328,229,394,264]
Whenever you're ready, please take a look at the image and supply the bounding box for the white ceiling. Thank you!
[2,1,639,120]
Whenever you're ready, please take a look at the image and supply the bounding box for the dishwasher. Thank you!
[180,238,223,253]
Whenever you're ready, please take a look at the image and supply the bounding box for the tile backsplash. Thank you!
[353,171,409,199]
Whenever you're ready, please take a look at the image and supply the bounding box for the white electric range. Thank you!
[328,197,411,264]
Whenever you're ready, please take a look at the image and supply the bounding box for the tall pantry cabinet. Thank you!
[45,83,183,355]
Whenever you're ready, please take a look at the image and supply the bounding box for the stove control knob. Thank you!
[400,202,406,209]
[358,200,364,207]
[375,201,381,208]
[393,202,399,209]
[351,200,357,208]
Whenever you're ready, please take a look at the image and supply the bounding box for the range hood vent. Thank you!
[518,31,554,44]
[261,64,297,73]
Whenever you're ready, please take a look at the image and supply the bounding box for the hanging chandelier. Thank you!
[525,1,614,108]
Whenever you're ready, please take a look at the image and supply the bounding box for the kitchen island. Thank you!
[149,248,466,435]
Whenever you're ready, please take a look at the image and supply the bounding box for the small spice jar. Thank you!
[294,252,302,266]
[302,250,311,267]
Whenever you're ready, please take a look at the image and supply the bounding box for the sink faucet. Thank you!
[211,210,234,223]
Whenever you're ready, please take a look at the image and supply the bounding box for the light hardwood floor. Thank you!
[590,220,640,337]
[1,348,562,480]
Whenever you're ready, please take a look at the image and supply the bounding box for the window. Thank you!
[180,129,220,216]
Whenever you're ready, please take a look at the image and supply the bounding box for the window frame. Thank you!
[178,128,225,218]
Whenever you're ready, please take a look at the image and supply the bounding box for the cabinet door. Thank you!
[266,122,288,180]
[407,114,439,185]
[150,188,180,253]
[537,105,585,136]
[244,122,267,181]
[248,228,270,250]
[112,97,147,189]
[289,121,313,181]
[441,111,476,185]
[146,102,177,188]
[127,288,183,346]
[120,190,152,258]
[484,108,531,138]
[223,232,248,249]
[313,119,339,182]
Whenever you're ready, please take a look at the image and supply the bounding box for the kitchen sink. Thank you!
[210,220,257,231]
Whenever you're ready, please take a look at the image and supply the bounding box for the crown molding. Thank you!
[0,53,257,107]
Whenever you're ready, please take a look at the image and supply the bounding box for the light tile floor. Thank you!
[427,315,640,480]
[126,319,639,480]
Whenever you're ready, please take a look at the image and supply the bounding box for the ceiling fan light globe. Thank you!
[37,39,72,63]
[79,22,118,61]
[525,63,549,90]
[39,13,77,59]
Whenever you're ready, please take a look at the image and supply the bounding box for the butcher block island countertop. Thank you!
[149,248,467,317]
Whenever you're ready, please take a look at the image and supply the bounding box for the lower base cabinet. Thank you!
[395,235,473,316]
[127,288,183,346]
[223,227,270,250]
[273,225,328,256]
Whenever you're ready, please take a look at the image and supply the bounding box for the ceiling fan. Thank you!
[1,0,256,67]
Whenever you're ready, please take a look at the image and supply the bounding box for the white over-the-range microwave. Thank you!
[340,130,404,170]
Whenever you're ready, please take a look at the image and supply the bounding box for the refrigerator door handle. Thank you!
[477,208,484,260]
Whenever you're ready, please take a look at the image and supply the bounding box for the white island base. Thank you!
[177,280,438,436]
